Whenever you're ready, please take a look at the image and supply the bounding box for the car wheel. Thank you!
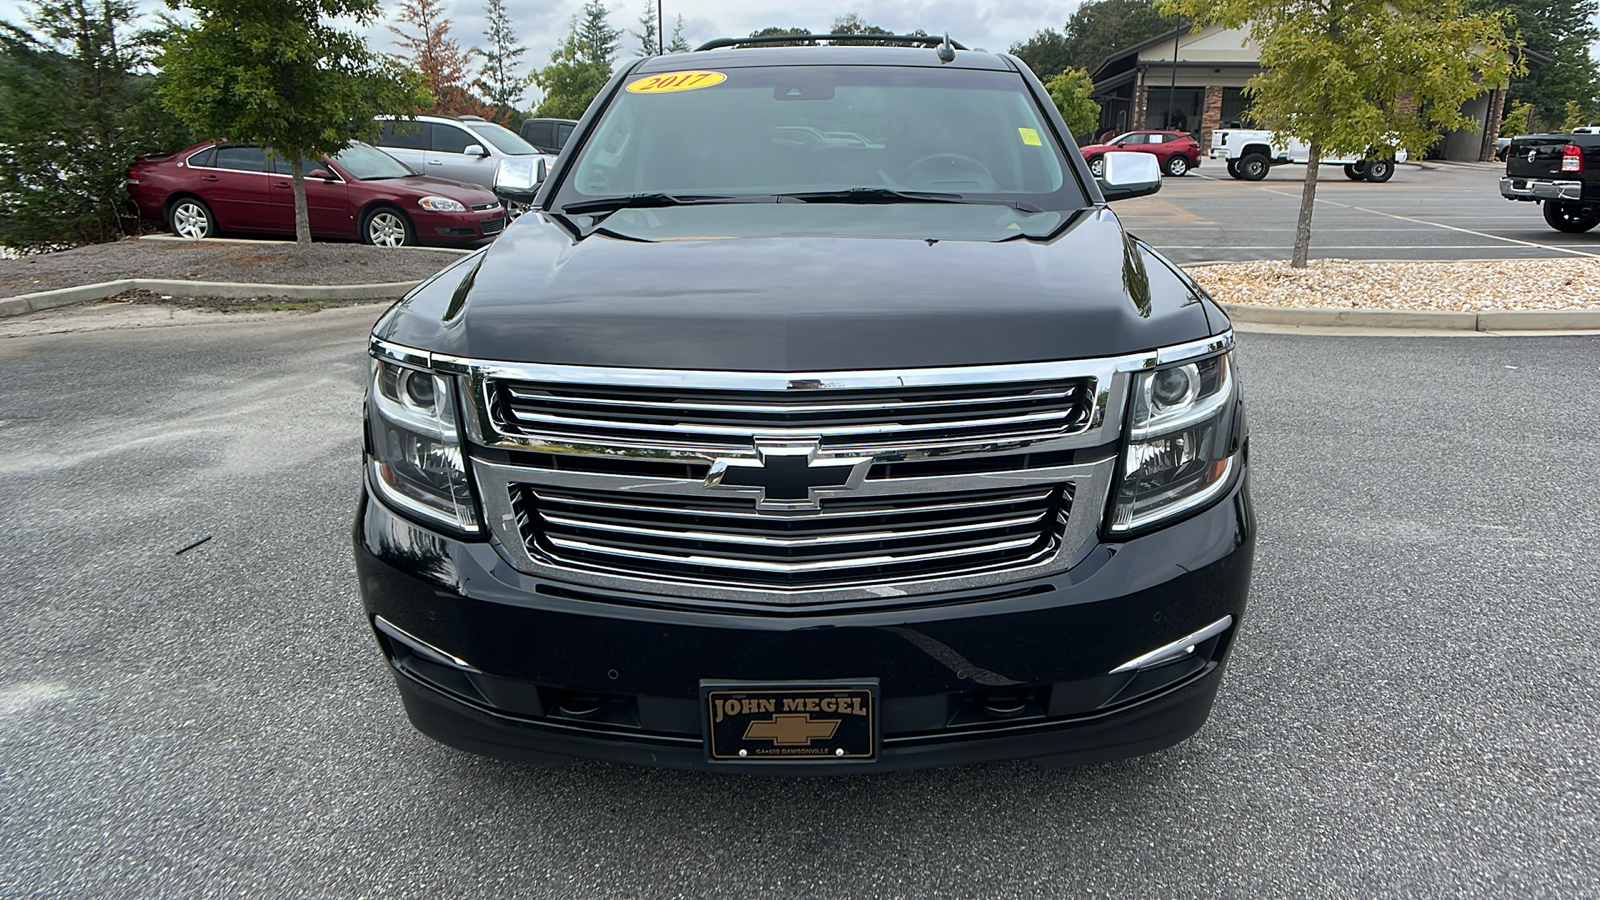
[1364,160,1395,183]
[1087,156,1105,178]
[1542,199,1600,233]
[1237,153,1270,181]
[362,207,414,247]
[1225,160,1242,179]
[167,197,215,240]
[1343,162,1368,181]
[1164,155,1190,177]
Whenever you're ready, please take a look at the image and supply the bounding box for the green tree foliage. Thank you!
[577,0,620,69]
[161,0,430,246]
[532,26,609,118]
[666,14,690,52]
[748,26,816,47]
[1560,98,1591,130]
[1501,98,1535,135]
[1045,68,1102,137]
[1160,0,1516,267]
[631,0,658,57]
[0,0,196,252]
[1013,1,1178,77]
[830,13,893,45]
[1475,0,1599,130]
[473,0,529,125]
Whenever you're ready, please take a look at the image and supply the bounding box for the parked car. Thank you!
[373,115,552,205]
[126,141,505,246]
[1209,127,1405,182]
[518,117,578,155]
[1500,131,1600,232]
[356,34,1253,773]
[1494,136,1512,162]
[1080,130,1201,177]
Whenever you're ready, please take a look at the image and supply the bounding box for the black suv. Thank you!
[355,35,1255,772]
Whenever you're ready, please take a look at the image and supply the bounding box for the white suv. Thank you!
[373,115,552,199]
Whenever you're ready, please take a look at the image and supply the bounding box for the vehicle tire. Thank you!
[1237,153,1270,181]
[1164,155,1191,177]
[1226,160,1242,179]
[1087,156,1105,178]
[167,196,215,240]
[1343,162,1368,181]
[362,207,414,247]
[1364,159,1396,183]
[1542,200,1600,233]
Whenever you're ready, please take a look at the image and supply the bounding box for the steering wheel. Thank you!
[899,153,998,190]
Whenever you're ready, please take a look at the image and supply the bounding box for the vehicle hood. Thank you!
[373,208,1220,371]
[366,175,499,205]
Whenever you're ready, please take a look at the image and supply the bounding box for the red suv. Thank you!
[1081,131,1201,178]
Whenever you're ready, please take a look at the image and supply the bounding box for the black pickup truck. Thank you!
[1500,132,1600,232]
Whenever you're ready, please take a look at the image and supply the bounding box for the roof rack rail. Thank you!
[694,33,969,52]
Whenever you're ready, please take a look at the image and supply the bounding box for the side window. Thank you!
[522,121,550,149]
[214,146,268,172]
[269,155,325,176]
[1146,134,1166,144]
[555,123,574,150]
[430,124,473,154]
[187,147,216,168]
[381,120,429,151]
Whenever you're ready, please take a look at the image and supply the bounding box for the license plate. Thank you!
[702,681,877,762]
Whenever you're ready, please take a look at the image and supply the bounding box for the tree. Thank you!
[0,0,196,252]
[577,0,620,69]
[161,0,430,246]
[389,0,483,116]
[1069,0,1178,72]
[1010,29,1073,80]
[1045,68,1102,137]
[666,14,689,52]
[532,26,609,118]
[1475,0,1599,129]
[473,0,529,125]
[1500,98,1535,135]
[748,26,816,47]
[830,13,892,44]
[630,0,657,57]
[1160,0,1517,267]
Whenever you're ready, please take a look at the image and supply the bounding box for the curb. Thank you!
[0,278,419,319]
[1220,302,1600,332]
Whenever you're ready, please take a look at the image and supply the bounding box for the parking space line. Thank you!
[1348,205,1600,258]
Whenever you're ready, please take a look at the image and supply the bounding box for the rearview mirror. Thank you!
[1096,151,1162,202]
[308,168,335,181]
[463,144,488,158]
[494,156,546,199]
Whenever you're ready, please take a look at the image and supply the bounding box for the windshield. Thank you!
[468,122,540,155]
[557,65,1082,208]
[334,143,415,179]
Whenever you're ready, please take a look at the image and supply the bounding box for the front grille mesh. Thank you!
[490,378,1093,451]
[511,484,1071,590]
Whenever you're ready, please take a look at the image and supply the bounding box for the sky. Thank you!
[0,0,1083,107]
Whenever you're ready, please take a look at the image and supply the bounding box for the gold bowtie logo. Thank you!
[743,714,840,746]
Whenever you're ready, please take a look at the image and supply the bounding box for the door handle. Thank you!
[273,181,290,189]
[428,160,443,165]
[200,175,219,182]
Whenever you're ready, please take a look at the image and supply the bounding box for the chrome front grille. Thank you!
[511,484,1069,590]
[490,378,1094,452]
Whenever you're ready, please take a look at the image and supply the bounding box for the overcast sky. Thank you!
[0,0,1084,106]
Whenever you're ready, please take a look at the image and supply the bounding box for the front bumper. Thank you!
[412,206,506,242]
[1500,176,1583,202]
[353,466,1255,773]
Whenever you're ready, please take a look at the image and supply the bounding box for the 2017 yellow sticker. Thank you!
[626,71,727,94]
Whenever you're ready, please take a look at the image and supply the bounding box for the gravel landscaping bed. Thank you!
[0,239,465,300]
[1195,259,1600,312]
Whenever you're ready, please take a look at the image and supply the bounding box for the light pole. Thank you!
[658,0,664,53]
[1166,21,1181,130]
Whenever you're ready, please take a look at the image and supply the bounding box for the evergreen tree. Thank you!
[1475,0,1600,128]
[577,0,620,70]
[631,0,657,57]
[666,14,689,52]
[474,0,529,124]
[1012,1,1178,77]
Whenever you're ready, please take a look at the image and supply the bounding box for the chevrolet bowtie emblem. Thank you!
[743,713,841,746]
[706,439,872,510]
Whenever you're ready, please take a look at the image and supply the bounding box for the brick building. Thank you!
[1087,24,1510,162]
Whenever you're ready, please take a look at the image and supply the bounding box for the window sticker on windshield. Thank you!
[626,71,727,94]
[1018,127,1043,146]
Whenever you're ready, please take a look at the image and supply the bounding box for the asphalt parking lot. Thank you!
[3,306,1597,897]
[1119,161,1600,264]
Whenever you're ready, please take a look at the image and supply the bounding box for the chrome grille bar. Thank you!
[545,534,1045,574]
[538,511,1048,548]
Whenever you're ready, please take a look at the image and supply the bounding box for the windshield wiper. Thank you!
[559,193,739,215]
[778,188,964,204]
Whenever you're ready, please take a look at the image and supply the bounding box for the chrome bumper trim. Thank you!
[1499,176,1583,202]
[1110,615,1233,674]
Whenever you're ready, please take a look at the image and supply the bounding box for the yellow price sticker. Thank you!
[626,71,728,94]
[1019,127,1043,146]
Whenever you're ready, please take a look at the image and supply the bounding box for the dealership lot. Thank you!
[2,306,1597,897]
[1119,161,1599,264]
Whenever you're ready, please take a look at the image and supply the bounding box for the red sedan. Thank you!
[127,141,505,247]
[1080,131,1202,178]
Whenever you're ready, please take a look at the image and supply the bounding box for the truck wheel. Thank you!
[1237,154,1270,181]
[1343,162,1367,181]
[1364,160,1396,183]
[1226,160,1242,179]
[1164,155,1191,177]
[1087,156,1105,178]
[1542,200,1600,233]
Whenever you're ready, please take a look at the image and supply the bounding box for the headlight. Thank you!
[366,357,480,533]
[1109,351,1240,534]
[417,196,468,212]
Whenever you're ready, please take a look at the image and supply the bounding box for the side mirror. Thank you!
[493,156,546,199]
[1096,151,1162,202]
[308,168,335,181]
[463,144,488,158]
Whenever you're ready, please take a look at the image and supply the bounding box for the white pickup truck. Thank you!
[1209,128,1405,182]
